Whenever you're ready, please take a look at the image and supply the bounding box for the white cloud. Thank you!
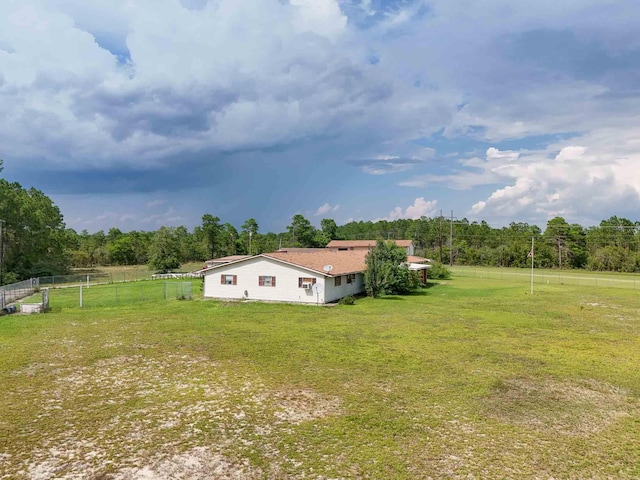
[5,0,640,232]
[1,0,425,169]
[462,138,640,222]
[383,197,438,221]
[360,151,434,175]
[290,0,347,39]
[142,207,185,226]
[359,0,376,16]
[314,202,340,216]
[363,163,414,175]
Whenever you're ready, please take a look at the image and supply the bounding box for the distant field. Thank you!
[1,278,639,478]
[43,262,207,285]
[453,265,640,290]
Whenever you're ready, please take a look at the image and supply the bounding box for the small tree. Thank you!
[364,240,413,297]
[148,227,181,273]
[287,214,316,247]
[201,214,221,259]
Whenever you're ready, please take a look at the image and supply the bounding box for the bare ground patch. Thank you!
[112,447,261,480]
[272,388,342,424]
[482,377,632,436]
[4,354,343,479]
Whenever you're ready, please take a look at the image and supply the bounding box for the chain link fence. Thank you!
[39,272,154,287]
[0,278,39,309]
[50,281,196,309]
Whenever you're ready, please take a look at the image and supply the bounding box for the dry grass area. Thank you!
[2,277,640,478]
[483,377,633,437]
[7,352,342,479]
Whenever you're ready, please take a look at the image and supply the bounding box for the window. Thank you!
[334,276,342,286]
[221,274,237,285]
[258,276,276,287]
[346,273,356,284]
[298,277,317,288]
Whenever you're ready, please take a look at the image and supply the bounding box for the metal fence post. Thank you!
[79,284,83,308]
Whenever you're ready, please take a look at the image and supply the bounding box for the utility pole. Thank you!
[558,238,562,270]
[0,219,3,286]
[249,231,252,256]
[439,210,443,264]
[450,210,454,267]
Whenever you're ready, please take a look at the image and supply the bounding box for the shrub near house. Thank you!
[364,240,418,297]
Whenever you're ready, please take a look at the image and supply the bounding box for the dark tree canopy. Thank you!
[287,214,316,247]
[148,227,182,273]
[0,179,68,283]
[364,240,414,297]
[201,214,221,259]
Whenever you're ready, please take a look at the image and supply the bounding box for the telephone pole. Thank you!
[0,219,4,286]
[439,210,443,263]
[450,210,454,267]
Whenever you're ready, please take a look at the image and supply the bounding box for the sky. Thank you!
[2,0,640,233]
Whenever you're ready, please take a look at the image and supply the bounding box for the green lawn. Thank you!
[453,265,640,290]
[1,277,639,478]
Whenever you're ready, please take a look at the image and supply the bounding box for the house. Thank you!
[326,239,416,256]
[201,250,368,304]
[326,240,432,284]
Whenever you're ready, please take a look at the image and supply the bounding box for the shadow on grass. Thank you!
[405,282,445,295]
[377,283,446,300]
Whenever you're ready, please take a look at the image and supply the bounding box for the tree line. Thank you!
[3,161,640,284]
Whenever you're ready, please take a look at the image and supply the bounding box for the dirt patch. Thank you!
[272,388,343,424]
[483,377,631,436]
[112,447,262,480]
[10,354,344,479]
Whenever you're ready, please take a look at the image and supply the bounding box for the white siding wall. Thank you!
[406,243,415,256]
[203,258,326,304]
[324,273,365,303]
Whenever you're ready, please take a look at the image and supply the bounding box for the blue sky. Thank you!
[2,0,640,233]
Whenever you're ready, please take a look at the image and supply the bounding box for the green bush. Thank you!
[428,262,452,280]
[1,272,19,286]
[338,295,355,305]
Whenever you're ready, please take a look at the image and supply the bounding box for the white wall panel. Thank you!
[203,257,326,304]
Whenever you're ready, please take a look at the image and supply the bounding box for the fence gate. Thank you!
[177,282,193,300]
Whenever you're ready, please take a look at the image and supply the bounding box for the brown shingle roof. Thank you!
[263,250,368,276]
[326,239,413,248]
[206,255,251,264]
[276,248,326,253]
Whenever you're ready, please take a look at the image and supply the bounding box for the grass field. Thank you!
[50,262,207,286]
[1,277,640,478]
[453,265,640,290]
